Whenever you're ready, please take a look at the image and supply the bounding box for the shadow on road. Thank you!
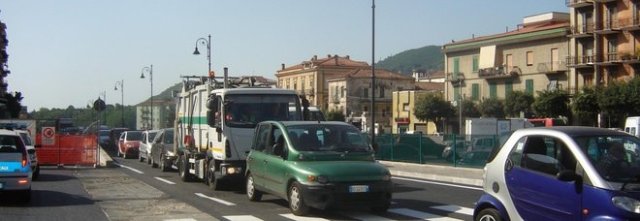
[0,190,95,207]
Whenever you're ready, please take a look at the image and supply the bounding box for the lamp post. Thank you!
[141,65,153,130]
[370,0,376,146]
[193,34,212,77]
[114,80,124,127]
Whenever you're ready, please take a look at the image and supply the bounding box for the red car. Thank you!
[117,131,142,159]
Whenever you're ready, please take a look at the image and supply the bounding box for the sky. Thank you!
[0,0,567,112]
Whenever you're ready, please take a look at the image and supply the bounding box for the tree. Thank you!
[533,90,570,118]
[504,91,534,118]
[414,93,454,132]
[478,98,505,118]
[460,98,481,118]
[572,87,599,126]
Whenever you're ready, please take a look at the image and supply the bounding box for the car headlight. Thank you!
[382,173,391,181]
[307,175,329,184]
[612,196,640,214]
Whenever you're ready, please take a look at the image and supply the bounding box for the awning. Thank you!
[479,45,497,69]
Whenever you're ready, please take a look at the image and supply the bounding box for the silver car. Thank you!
[0,129,32,202]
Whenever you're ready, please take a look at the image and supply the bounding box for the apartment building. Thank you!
[327,68,415,132]
[442,12,570,103]
[567,0,640,91]
[275,55,369,111]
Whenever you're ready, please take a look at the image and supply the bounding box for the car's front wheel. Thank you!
[246,173,262,201]
[475,208,502,221]
[288,182,310,216]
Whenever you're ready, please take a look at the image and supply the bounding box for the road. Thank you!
[113,156,483,221]
[0,167,109,221]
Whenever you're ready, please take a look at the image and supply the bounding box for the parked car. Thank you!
[150,128,175,171]
[109,128,129,150]
[474,126,640,221]
[246,121,392,216]
[16,130,39,180]
[456,149,491,167]
[98,129,111,148]
[117,131,142,159]
[0,129,32,202]
[138,130,158,164]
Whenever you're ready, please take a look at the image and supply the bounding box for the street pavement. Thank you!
[91,146,483,220]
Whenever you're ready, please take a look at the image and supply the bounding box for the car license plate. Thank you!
[349,185,369,193]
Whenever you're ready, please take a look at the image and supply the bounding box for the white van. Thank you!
[624,116,640,137]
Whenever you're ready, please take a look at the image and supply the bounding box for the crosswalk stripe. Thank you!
[340,211,395,221]
[389,208,464,221]
[223,215,263,221]
[430,205,474,216]
[279,213,331,221]
[194,193,236,206]
[154,176,176,184]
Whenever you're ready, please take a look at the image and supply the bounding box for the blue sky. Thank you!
[1,0,567,111]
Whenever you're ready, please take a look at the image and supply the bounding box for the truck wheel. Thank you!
[246,173,262,201]
[146,154,151,164]
[178,155,193,182]
[151,155,158,168]
[159,155,168,171]
[289,182,310,216]
[207,159,221,190]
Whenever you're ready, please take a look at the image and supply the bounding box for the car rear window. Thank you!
[126,132,143,141]
[0,135,25,153]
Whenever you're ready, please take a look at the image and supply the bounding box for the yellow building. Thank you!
[391,90,440,135]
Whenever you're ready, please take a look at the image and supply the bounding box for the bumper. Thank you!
[217,161,246,180]
[299,180,392,210]
[0,175,31,191]
[124,147,139,155]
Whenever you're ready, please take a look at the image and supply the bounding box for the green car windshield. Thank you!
[286,124,371,153]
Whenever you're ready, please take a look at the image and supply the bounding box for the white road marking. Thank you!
[223,215,263,221]
[194,192,236,206]
[164,219,198,221]
[393,176,483,191]
[279,213,331,221]
[340,211,394,221]
[431,205,474,216]
[154,176,176,185]
[114,163,144,174]
[389,208,464,221]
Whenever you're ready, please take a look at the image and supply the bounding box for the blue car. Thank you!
[474,127,640,221]
[0,129,32,202]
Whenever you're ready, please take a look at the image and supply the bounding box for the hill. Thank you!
[375,45,443,75]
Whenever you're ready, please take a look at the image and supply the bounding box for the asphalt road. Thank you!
[0,167,109,221]
[113,155,483,221]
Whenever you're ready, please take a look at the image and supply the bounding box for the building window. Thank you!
[453,57,460,77]
[505,80,513,97]
[286,79,290,89]
[489,83,497,99]
[403,103,410,111]
[363,88,369,98]
[526,51,533,66]
[340,86,345,98]
[526,79,534,95]
[379,86,384,98]
[471,83,479,101]
[472,55,479,73]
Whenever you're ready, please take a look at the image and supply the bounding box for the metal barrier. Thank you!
[35,133,98,167]
[374,133,500,168]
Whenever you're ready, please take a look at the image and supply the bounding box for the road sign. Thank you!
[42,127,56,145]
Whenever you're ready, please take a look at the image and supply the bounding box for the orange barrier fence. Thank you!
[35,133,98,166]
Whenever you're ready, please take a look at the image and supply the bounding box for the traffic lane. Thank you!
[115,157,481,220]
[0,167,109,221]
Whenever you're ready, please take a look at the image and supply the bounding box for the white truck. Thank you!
[174,69,309,190]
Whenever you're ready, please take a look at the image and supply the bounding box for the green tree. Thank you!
[326,110,345,121]
[414,93,454,132]
[460,98,481,118]
[533,90,570,118]
[478,98,505,118]
[572,87,599,126]
[504,91,534,118]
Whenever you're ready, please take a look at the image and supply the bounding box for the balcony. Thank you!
[446,72,465,87]
[566,55,596,68]
[594,20,621,35]
[568,23,595,38]
[478,66,519,80]
[566,0,593,8]
[537,61,567,75]
[620,17,640,31]
[598,52,622,66]
[619,52,640,65]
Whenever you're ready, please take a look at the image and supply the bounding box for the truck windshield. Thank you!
[575,135,640,183]
[225,94,301,128]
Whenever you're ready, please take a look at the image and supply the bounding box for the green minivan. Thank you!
[246,121,392,216]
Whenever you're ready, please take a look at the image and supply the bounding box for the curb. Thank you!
[379,160,484,187]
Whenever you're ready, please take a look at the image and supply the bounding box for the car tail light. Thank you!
[22,152,28,167]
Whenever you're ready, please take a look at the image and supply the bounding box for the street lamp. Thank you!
[193,34,212,77]
[114,80,124,127]
[141,65,153,130]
